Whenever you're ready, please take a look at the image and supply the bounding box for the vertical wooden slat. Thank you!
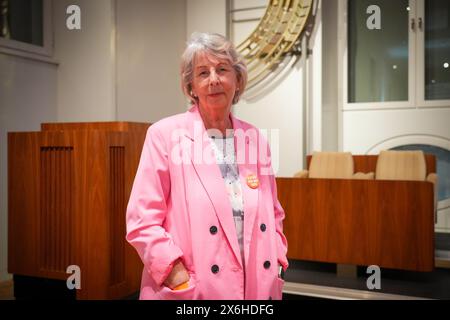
[56,147,60,271]
[65,148,69,271]
[51,147,55,271]
[61,149,65,272]
[119,147,124,283]
[40,147,74,273]
[60,146,64,271]
[109,147,125,286]
[40,148,46,271]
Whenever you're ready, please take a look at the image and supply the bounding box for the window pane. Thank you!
[0,0,43,46]
[348,0,409,103]
[425,0,450,100]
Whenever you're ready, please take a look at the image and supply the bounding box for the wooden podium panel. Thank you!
[277,155,436,272]
[277,178,435,271]
[8,122,150,299]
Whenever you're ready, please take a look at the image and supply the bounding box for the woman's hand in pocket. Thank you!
[164,260,190,290]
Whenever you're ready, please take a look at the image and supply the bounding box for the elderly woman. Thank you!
[126,33,288,300]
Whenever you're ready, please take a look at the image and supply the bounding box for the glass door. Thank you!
[417,0,450,106]
[348,0,411,104]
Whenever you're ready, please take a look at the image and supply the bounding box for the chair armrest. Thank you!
[353,172,374,180]
[426,173,437,185]
[294,170,309,178]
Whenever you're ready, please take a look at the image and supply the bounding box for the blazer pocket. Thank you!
[157,273,197,300]
[272,277,285,300]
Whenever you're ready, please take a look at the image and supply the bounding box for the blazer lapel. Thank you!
[231,114,259,268]
[184,106,243,268]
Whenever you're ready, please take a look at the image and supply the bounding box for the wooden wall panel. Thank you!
[277,177,435,271]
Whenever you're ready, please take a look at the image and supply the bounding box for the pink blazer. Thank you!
[126,105,288,300]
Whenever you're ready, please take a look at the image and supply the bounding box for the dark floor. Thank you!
[283,233,450,300]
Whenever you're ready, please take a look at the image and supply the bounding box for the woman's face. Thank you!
[191,51,238,114]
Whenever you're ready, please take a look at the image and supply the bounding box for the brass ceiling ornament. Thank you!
[236,0,317,91]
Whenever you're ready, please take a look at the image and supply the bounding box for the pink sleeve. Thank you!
[126,125,183,286]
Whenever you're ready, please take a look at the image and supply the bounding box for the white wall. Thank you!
[321,0,339,152]
[234,72,304,177]
[0,53,58,282]
[342,109,450,154]
[308,2,323,154]
[116,0,187,122]
[229,0,266,44]
[53,0,116,122]
[186,0,227,38]
[55,0,188,123]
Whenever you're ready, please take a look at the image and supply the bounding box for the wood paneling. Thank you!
[40,147,74,274]
[8,122,150,299]
[109,146,125,287]
[41,122,150,132]
[277,176,435,272]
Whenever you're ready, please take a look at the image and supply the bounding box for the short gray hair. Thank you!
[180,32,248,105]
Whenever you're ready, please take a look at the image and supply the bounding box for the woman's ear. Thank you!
[233,89,240,104]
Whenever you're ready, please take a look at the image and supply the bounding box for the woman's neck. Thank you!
[198,105,233,136]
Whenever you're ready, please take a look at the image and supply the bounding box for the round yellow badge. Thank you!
[246,173,259,189]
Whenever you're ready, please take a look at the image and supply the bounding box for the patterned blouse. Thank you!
[208,132,245,265]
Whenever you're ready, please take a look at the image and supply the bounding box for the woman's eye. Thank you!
[199,71,208,76]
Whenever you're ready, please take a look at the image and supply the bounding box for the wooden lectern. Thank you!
[8,122,150,299]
